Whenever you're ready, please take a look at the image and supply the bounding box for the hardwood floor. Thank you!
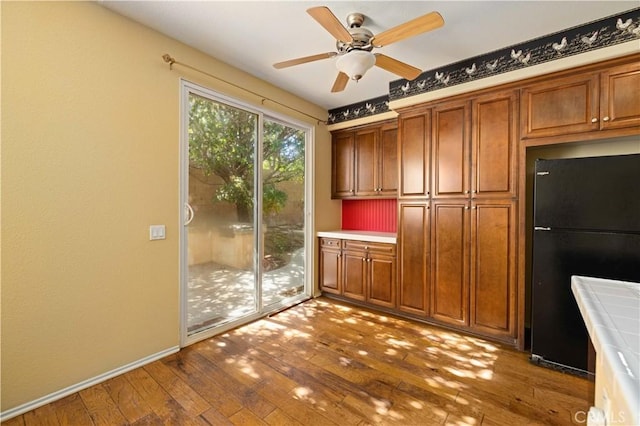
[3,297,594,425]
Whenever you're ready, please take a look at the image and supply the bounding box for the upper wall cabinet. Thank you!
[331,121,398,199]
[430,90,518,200]
[600,62,640,131]
[520,61,640,141]
[332,131,355,198]
[432,100,471,199]
[471,90,518,199]
[398,110,431,199]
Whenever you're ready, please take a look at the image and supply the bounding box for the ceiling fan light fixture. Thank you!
[336,50,375,81]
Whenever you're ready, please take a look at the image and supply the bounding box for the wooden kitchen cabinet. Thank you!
[471,90,518,198]
[331,132,355,198]
[398,109,431,199]
[397,201,430,316]
[432,100,471,199]
[378,123,399,197]
[600,62,640,131]
[521,60,640,140]
[343,240,396,306]
[342,247,367,300]
[429,199,517,342]
[430,200,470,327]
[331,121,398,199]
[431,91,517,199]
[320,237,396,307]
[470,200,517,340]
[520,71,599,139]
[319,238,342,295]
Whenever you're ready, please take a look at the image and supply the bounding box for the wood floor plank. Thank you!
[125,366,208,425]
[186,351,277,419]
[228,408,268,426]
[143,360,210,417]
[102,374,153,423]
[199,407,234,426]
[50,394,93,426]
[0,417,25,426]
[78,384,128,426]
[23,403,59,426]
[161,351,245,418]
[262,408,304,426]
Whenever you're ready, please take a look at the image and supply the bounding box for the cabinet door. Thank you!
[379,124,398,195]
[332,131,355,198]
[432,101,470,198]
[471,90,517,198]
[431,200,470,326]
[368,253,396,308]
[342,250,366,300]
[319,247,341,294]
[398,202,430,316]
[354,128,378,196]
[600,62,640,131]
[470,200,516,341]
[520,72,599,139]
[398,111,430,198]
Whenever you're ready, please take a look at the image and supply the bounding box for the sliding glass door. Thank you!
[180,81,311,345]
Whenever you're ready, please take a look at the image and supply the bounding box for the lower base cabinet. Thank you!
[320,238,396,307]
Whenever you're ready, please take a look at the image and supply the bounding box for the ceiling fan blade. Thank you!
[273,52,337,69]
[374,53,422,81]
[371,11,444,47]
[331,72,349,93]
[307,6,353,44]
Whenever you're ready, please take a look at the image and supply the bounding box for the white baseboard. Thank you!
[0,345,180,422]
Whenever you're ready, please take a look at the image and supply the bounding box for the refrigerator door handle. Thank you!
[536,171,550,176]
[534,226,552,231]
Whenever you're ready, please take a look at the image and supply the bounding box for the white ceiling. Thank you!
[100,1,637,110]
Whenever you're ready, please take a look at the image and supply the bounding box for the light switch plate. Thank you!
[149,225,166,240]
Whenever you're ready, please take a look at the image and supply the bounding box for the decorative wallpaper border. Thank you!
[328,7,640,125]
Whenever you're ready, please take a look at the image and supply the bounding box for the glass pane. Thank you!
[186,93,258,335]
[262,119,306,306]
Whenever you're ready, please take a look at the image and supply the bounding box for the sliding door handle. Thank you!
[184,202,195,226]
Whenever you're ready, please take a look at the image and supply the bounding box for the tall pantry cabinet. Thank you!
[398,89,518,343]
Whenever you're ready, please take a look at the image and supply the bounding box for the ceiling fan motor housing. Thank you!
[336,13,374,54]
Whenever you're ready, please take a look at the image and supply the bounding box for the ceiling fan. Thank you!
[273,6,444,93]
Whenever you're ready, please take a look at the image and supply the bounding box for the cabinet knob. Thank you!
[603,116,610,122]
[464,190,469,194]
[591,117,598,123]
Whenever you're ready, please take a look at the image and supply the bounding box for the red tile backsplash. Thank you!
[341,199,397,232]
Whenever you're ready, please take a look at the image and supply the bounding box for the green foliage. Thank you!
[189,95,305,222]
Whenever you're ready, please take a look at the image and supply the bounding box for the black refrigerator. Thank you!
[530,153,640,374]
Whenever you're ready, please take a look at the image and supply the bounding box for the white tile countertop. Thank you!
[316,230,397,244]
[571,275,640,426]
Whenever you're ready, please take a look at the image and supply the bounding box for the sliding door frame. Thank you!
[179,79,314,347]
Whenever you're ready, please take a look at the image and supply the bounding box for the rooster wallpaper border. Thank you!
[328,7,640,125]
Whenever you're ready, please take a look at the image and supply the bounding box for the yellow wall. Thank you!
[1,1,338,411]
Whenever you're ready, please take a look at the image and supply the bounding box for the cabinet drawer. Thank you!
[343,240,396,255]
[320,238,342,249]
